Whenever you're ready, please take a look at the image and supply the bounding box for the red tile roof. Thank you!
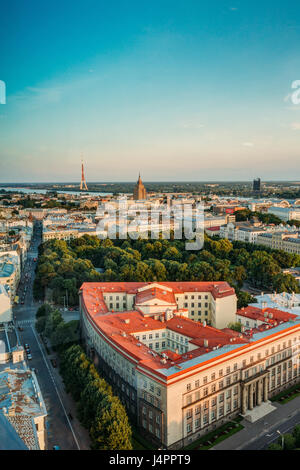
[135,286,176,305]
[80,281,235,299]
[237,305,297,324]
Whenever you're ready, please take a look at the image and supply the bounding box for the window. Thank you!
[186,395,192,405]
[187,383,191,391]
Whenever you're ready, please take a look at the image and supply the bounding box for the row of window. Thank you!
[186,401,239,433]
[186,386,239,406]
[184,340,300,393]
[186,366,238,391]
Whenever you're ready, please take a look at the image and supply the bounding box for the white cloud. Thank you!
[242,142,254,147]
[291,122,300,130]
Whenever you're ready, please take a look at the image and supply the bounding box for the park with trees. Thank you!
[33,233,300,309]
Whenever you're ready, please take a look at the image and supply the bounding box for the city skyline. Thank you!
[1,0,300,182]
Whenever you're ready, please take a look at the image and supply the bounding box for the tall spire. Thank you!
[133,172,147,200]
[80,155,88,191]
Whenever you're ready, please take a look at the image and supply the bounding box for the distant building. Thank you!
[133,174,147,200]
[253,178,261,192]
[256,231,300,254]
[0,284,12,323]
[268,206,300,222]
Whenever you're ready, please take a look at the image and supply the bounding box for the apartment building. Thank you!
[256,232,300,255]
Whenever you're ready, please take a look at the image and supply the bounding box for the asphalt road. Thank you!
[245,408,300,450]
[13,222,84,450]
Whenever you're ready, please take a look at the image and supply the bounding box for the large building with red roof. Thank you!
[80,282,300,449]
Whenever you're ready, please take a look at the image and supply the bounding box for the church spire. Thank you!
[133,172,147,200]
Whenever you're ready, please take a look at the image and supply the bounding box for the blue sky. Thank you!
[1,0,300,182]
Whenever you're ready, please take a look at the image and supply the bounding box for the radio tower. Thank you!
[80,157,88,191]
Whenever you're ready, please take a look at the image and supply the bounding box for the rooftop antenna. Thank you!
[80,155,88,191]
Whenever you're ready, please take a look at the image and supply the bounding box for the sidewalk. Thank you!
[213,395,300,450]
[41,336,91,450]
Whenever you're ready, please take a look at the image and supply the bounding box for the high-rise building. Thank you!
[253,178,261,192]
[133,173,147,200]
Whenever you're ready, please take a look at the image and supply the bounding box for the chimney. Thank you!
[204,339,208,347]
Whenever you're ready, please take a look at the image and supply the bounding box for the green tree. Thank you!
[227,322,242,332]
[267,443,282,450]
[282,433,296,450]
[90,395,132,450]
[292,425,300,448]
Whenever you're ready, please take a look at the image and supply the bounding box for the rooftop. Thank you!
[81,283,300,379]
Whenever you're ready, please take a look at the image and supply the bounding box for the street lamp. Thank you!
[276,430,284,449]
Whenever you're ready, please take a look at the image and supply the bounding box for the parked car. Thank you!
[53,446,60,450]
[51,358,57,368]
[27,354,32,360]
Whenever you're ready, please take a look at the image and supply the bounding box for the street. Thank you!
[213,394,300,450]
[13,221,90,450]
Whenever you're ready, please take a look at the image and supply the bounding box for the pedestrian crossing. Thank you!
[16,319,35,326]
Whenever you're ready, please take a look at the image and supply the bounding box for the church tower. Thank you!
[133,173,147,200]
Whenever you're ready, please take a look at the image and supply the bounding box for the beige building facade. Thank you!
[80,281,300,449]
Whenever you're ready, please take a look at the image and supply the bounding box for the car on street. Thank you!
[51,358,57,368]
[27,354,32,360]
[53,446,60,450]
